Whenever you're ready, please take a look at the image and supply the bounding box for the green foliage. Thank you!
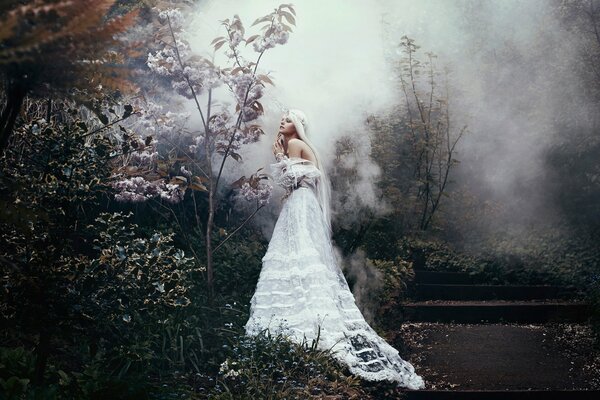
[368,257,415,331]
[397,236,476,273]
[0,347,38,399]
[0,101,123,350]
[212,230,266,298]
[87,211,200,316]
[208,330,366,400]
[371,258,414,304]
[0,345,152,400]
[0,99,206,397]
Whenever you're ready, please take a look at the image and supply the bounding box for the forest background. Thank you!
[1,0,599,398]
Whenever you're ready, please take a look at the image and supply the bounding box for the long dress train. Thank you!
[244,156,426,390]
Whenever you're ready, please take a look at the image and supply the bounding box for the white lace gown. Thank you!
[244,156,426,390]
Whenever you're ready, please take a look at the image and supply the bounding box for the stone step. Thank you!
[413,269,482,285]
[413,284,577,301]
[401,301,591,323]
[404,390,600,399]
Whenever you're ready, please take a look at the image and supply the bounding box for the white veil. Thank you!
[286,109,333,233]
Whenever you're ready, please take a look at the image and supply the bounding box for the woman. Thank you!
[244,109,425,390]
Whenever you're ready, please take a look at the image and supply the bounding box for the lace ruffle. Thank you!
[270,156,321,190]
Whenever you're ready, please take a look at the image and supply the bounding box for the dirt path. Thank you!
[398,321,600,390]
[393,269,600,395]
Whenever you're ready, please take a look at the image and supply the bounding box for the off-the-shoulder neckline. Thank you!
[287,156,316,165]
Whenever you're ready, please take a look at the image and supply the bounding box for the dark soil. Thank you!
[395,322,600,391]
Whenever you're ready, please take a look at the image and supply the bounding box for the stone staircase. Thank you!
[399,269,600,399]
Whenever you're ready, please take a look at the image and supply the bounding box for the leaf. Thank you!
[280,4,296,16]
[257,74,274,85]
[229,152,242,162]
[204,58,216,68]
[169,176,188,185]
[118,360,132,379]
[280,11,296,26]
[245,34,259,45]
[190,183,208,192]
[252,101,264,113]
[251,16,270,27]
[211,36,226,45]
[214,40,227,51]
[98,114,109,125]
[122,104,133,118]
[231,176,246,188]
[192,175,209,183]
[145,136,153,146]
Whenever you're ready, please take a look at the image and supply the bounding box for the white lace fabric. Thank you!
[244,156,426,390]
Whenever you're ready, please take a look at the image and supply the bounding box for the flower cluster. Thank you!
[147,8,223,99]
[159,183,186,204]
[129,149,158,164]
[239,181,273,207]
[135,100,190,138]
[219,358,242,378]
[225,73,264,122]
[227,15,244,49]
[252,21,289,53]
[147,45,185,77]
[226,73,256,104]
[239,125,263,145]
[209,110,232,136]
[112,176,158,203]
[188,135,203,154]
[112,177,185,204]
[171,60,222,99]
[157,8,184,30]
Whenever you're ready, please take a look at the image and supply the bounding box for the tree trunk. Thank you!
[34,329,50,385]
[0,82,27,153]
[206,189,215,301]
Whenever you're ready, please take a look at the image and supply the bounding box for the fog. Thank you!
[183,0,588,246]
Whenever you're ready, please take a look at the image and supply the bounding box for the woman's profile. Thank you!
[244,109,425,390]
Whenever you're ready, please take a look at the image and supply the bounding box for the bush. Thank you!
[208,329,367,400]
[369,257,415,331]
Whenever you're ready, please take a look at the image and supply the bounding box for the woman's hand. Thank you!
[272,133,286,159]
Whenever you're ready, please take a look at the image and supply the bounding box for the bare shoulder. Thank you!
[288,138,316,163]
[286,138,303,158]
[288,138,306,148]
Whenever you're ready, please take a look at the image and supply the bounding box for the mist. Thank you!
[183,0,591,246]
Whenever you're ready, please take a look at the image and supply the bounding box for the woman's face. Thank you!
[279,114,297,137]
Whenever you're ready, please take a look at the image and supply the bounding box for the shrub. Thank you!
[208,329,367,400]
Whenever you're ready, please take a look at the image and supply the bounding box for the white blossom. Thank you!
[252,21,289,52]
[239,181,273,206]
